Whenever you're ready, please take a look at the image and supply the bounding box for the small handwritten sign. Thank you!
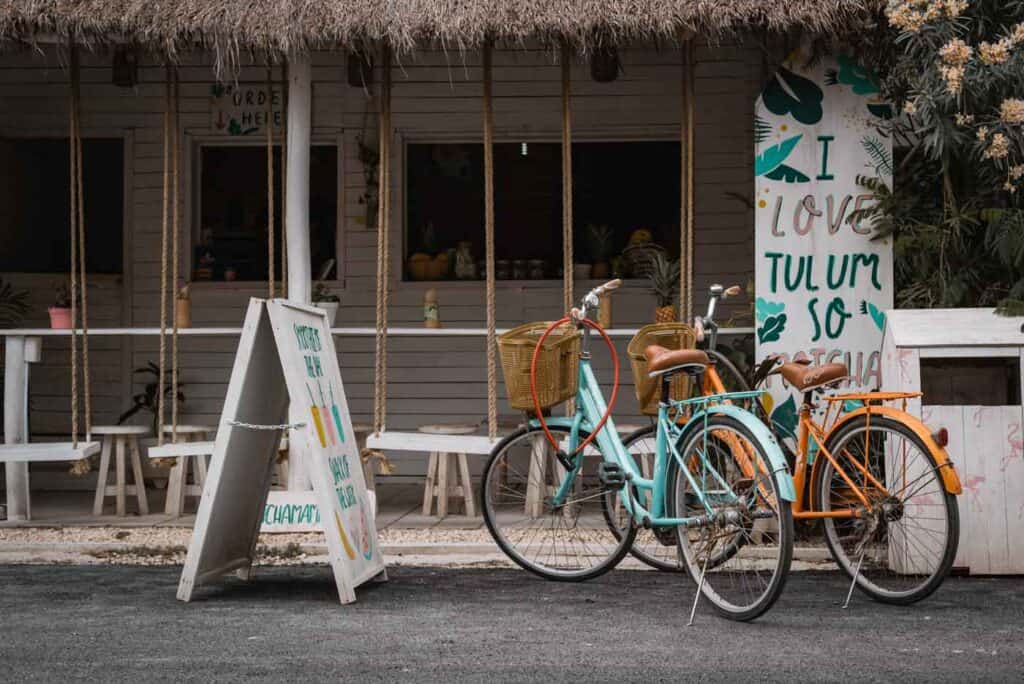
[754,54,894,432]
[210,83,283,136]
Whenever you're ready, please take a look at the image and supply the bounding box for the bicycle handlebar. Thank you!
[571,279,622,323]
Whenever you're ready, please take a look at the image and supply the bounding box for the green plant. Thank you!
[0,278,30,328]
[312,259,340,303]
[587,224,614,262]
[53,282,71,308]
[118,362,186,434]
[843,1,1024,314]
[647,253,680,307]
[356,133,380,228]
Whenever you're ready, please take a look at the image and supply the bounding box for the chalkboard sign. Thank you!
[177,298,385,605]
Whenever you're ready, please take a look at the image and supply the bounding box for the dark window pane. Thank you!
[196,145,337,281]
[921,358,1021,406]
[0,138,124,274]
[404,141,680,280]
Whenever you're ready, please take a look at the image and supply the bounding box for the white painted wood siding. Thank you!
[0,42,761,479]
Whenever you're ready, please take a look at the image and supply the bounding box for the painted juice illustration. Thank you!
[333,511,357,560]
[307,385,327,447]
[330,386,346,443]
[317,382,338,446]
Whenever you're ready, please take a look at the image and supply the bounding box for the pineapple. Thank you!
[647,253,680,323]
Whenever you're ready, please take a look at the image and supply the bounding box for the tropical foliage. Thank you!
[849,1,1024,313]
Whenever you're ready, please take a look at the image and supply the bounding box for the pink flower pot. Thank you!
[48,307,72,329]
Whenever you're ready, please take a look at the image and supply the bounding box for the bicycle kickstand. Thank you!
[688,544,713,627]
[842,546,867,610]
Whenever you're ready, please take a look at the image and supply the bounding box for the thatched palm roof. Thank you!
[1,1,878,60]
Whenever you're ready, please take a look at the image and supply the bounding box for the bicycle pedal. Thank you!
[652,526,677,547]
[597,462,627,490]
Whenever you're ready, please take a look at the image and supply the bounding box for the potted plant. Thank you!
[312,259,340,325]
[0,277,30,329]
[175,284,191,328]
[588,224,614,279]
[48,283,72,329]
[118,361,187,435]
[647,253,680,323]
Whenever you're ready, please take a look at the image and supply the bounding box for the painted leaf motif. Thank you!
[835,55,879,96]
[762,67,823,125]
[770,394,798,440]
[764,163,810,183]
[755,135,802,177]
[755,297,785,323]
[859,300,886,331]
[757,313,787,344]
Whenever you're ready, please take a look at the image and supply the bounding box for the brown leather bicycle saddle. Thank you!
[777,362,848,392]
[644,345,709,376]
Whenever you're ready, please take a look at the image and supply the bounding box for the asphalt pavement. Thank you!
[0,565,1021,682]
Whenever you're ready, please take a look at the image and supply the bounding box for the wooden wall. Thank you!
[0,41,761,481]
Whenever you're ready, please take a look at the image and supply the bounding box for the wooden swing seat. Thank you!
[0,441,100,462]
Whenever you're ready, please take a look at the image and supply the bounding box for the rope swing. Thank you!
[680,38,696,323]
[560,40,574,314]
[157,65,181,446]
[483,41,497,440]
[372,44,392,435]
[68,39,92,449]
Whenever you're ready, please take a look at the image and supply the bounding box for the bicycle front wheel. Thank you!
[482,425,636,581]
[818,415,959,605]
[668,414,794,621]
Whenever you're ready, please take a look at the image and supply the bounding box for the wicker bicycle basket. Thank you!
[498,321,581,411]
[627,323,697,415]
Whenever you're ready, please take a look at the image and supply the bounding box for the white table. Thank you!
[0,325,752,521]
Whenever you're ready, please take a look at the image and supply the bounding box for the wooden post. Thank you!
[4,336,33,520]
[285,52,313,490]
[285,52,312,305]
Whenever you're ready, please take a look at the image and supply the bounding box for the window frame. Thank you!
[189,133,346,289]
[396,127,681,291]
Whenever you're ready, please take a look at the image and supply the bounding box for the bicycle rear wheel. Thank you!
[482,425,636,581]
[818,415,959,604]
[668,414,793,621]
[605,425,684,572]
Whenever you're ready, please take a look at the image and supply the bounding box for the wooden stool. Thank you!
[160,425,214,516]
[92,425,150,517]
[419,423,477,518]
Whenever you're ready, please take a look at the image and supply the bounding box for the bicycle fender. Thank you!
[688,404,796,502]
[828,407,962,495]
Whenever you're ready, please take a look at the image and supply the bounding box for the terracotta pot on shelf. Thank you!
[592,261,610,279]
[48,307,72,329]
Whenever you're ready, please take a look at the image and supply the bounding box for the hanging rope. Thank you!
[68,40,92,447]
[483,41,497,440]
[561,40,574,314]
[170,67,181,443]
[372,44,392,435]
[266,61,276,298]
[157,65,171,447]
[280,58,289,297]
[680,38,696,323]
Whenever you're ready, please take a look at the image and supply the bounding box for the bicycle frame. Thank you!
[534,347,794,529]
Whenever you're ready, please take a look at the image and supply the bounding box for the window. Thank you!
[195,144,337,281]
[404,141,680,280]
[921,357,1021,406]
[0,138,124,273]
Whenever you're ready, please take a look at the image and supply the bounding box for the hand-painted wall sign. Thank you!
[210,83,283,136]
[754,53,894,426]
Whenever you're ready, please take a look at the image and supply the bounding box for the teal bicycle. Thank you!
[482,280,796,621]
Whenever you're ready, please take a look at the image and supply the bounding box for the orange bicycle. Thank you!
[622,285,963,605]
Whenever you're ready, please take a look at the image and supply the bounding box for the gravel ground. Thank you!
[0,564,1021,682]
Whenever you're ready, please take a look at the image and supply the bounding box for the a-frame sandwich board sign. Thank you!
[177,298,385,604]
